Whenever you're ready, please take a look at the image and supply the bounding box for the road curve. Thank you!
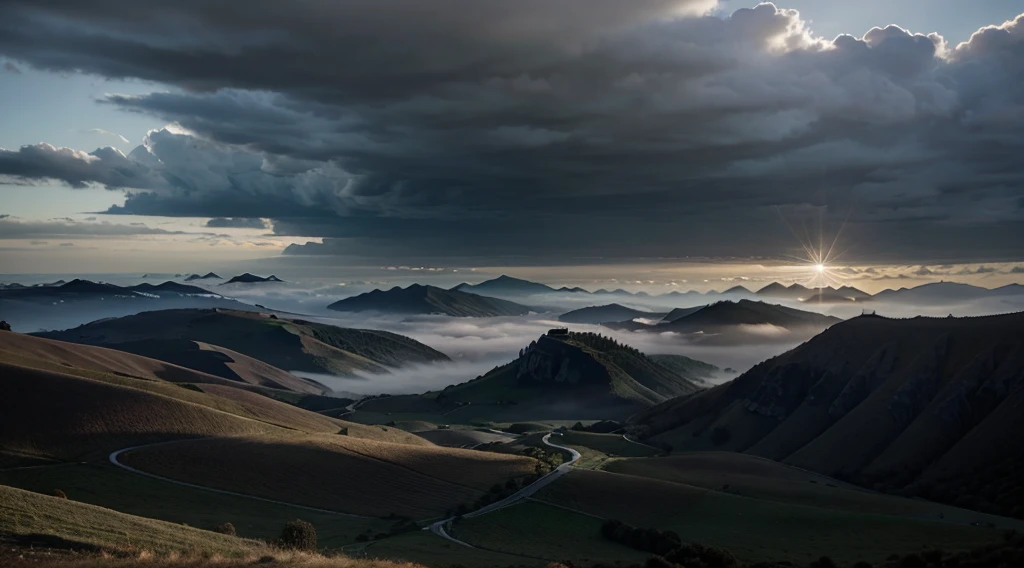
[428,432,581,547]
[109,439,370,518]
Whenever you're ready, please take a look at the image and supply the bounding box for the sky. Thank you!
[1,1,1023,292]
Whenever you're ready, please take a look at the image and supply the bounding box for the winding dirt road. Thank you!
[428,432,581,547]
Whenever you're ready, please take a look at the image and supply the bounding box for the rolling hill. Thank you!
[116,434,538,518]
[558,303,667,325]
[36,308,450,378]
[327,284,532,317]
[629,311,1024,519]
[0,484,266,557]
[0,332,428,463]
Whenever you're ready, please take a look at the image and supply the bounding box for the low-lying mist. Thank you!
[306,312,799,395]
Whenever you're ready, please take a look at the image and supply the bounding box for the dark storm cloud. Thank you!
[204,217,268,229]
[1,2,1024,262]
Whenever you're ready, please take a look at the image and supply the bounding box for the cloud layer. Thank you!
[1,2,1023,263]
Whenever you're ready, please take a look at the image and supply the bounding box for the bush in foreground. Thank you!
[214,522,236,536]
[279,519,317,551]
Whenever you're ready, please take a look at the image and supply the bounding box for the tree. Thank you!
[280,519,317,551]
[52,489,67,499]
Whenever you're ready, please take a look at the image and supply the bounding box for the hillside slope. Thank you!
[630,312,1024,518]
[37,309,450,378]
[0,485,265,556]
[328,284,531,317]
[0,333,428,463]
[117,434,538,518]
[360,332,708,422]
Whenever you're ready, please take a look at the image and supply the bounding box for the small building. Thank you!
[547,327,569,337]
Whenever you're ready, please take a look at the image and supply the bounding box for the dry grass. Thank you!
[0,552,426,568]
[0,332,234,387]
[118,434,539,519]
[535,469,1015,565]
[0,485,263,557]
[1,484,423,567]
[603,453,1023,527]
[0,362,290,461]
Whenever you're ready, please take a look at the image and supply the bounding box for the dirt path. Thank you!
[428,432,581,547]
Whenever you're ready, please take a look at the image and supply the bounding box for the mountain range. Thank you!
[450,275,1024,304]
[328,283,532,317]
[184,272,222,281]
[629,311,1024,519]
[0,279,247,332]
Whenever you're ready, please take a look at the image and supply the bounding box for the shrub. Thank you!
[279,519,317,551]
[809,557,837,568]
[214,522,236,536]
[52,489,67,499]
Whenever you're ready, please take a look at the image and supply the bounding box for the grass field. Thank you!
[118,434,539,519]
[0,484,263,556]
[601,452,1024,527]
[450,500,649,565]
[533,469,1019,565]
[0,463,393,549]
[411,429,515,447]
[0,361,289,461]
[558,431,662,459]
[359,531,546,568]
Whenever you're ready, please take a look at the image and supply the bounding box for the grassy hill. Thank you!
[116,434,538,519]
[36,308,450,378]
[630,312,1024,519]
[0,484,264,557]
[661,299,841,334]
[327,284,532,317]
[0,333,427,463]
[358,331,708,423]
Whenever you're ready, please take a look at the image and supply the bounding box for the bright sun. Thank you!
[815,263,825,273]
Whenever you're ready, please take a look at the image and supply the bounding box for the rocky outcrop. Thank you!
[516,335,610,386]
[0,320,10,331]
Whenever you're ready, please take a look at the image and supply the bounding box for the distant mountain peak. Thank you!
[328,283,531,317]
[224,273,285,284]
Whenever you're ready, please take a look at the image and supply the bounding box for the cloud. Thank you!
[0,4,1023,263]
[3,60,20,74]
[84,129,130,144]
[0,216,184,238]
[205,217,268,229]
